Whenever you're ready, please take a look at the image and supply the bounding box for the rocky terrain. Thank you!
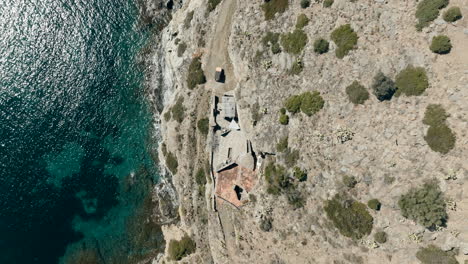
[148,0,468,263]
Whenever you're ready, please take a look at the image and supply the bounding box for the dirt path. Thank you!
[204,0,238,96]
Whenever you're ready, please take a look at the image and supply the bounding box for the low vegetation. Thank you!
[324,194,374,240]
[293,167,307,182]
[398,180,447,229]
[296,14,309,29]
[367,199,381,211]
[207,0,222,12]
[346,81,369,105]
[168,235,196,261]
[187,57,206,89]
[276,136,289,152]
[260,217,273,232]
[313,38,329,54]
[197,118,209,136]
[342,175,357,188]
[423,104,455,154]
[416,245,459,264]
[171,97,185,123]
[300,91,325,116]
[279,113,289,125]
[184,11,194,29]
[423,104,449,126]
[265,162,289,195]
[323,0,334,7]
[195,168,207,194]
[265,162,305,209]
[285,95,302,114]
[372,71,396,101]
[163,111,171,122]
[284,148,300,167]
[280,29,308,54]
[285,92,324,116]
[177,42,187,57]
[395,66,428,96]
[289,58,303,75]
[262,32,281,54]
[443,6,462,22]
[331,24,358,58]
[251,102,262,125]
[430,35,452,54]
[374,231,388,244]
[166,152,178,174]
[262,0,289,20]
[425,123,456,154]
[415,0,449,31]
[300,0,310,8]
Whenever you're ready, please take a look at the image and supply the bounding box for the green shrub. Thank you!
[423,104,449,126]
[187,57,206,89]
[177,42,187,57]
[285,95,302,113]
[422,104,455,154]
[276,136,288,152]
[265,163,289,195]
[323,0,334,7]
[342,175,357,188]
[398,181,447,229]
[301,0,310,8]
[300,91,324,116]
[272,43,282,54]
[443,6,462,22]
[289,59,303,75]
[184,11,194,29]
[416,245,458,264]
[262,32,281,54]
[296,14,309,29]
[313,38,329,54]
[166,152,178,174]
[280,29,308,54]
[168,235,196,261]
[294,167,307,181]
[374,231,387,244]
[331,24,358,58]
[367,199,381,211]
[279,113,289,125]
[372,72,396,101]
[171,97,185,123]
[430,35,452,54]
[415,0,449,30]
[324,195,374,240]
[208,0,222,12]
[197,118,209,135]
[395,66,428,96]
[195,168,207,186]
[280,108,286,115]
[346,81,369,105]
[425,123,456,154]
[262,0,289,20]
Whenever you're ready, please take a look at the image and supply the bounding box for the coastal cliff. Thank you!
[151,0,468,263]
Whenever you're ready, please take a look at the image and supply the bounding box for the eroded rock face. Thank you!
[153,0,468,263]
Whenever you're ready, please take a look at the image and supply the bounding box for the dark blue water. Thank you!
[0,0,161,263]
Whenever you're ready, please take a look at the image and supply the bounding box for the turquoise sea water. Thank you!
[0,0,162,263]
